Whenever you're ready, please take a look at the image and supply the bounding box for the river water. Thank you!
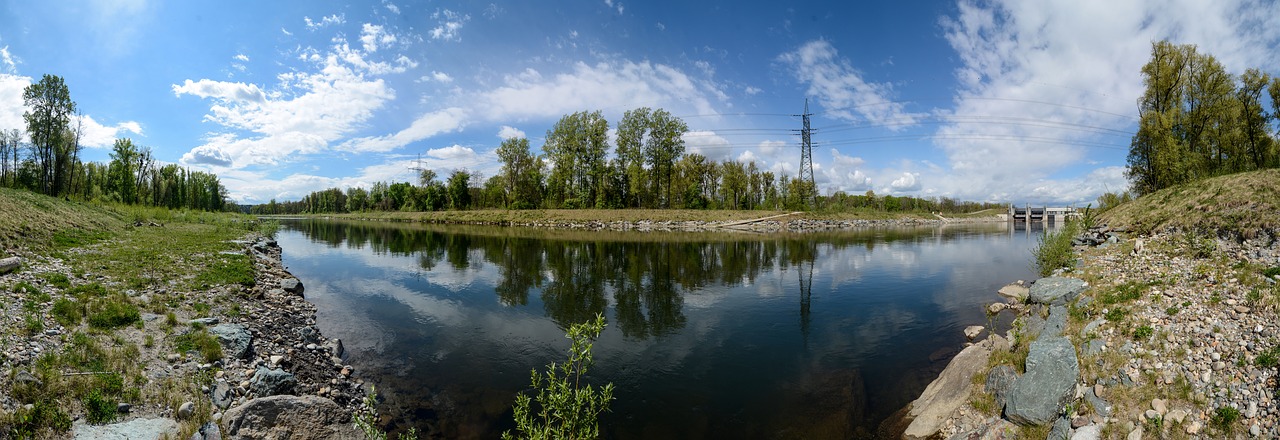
[276,219,1044,439]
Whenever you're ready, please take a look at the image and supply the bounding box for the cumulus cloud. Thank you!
[383,1,401,15]
[424,71,452,83]
[478,60,722,121]
[0,72,29,132]
[779,39,920,129]
[0,46,17,74]
[430,9,470,41]
[925,0,1280,204]
[340,107,467,153]
[889,172,921,191]
[682,130,733,162]
[427,144,477,161]
[305,14,344,30]
[172,79,266,103]
[831,150,865,168]
[360,23,397,53]
[497,125,525,139]
[76,115,144,148]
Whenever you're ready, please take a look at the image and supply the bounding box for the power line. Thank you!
[794,99,817,208]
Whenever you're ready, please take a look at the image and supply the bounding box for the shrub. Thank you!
[88,296,141,329]
[83,390,116,424]
[1211,406,1239,433]
[40,273,71,289]
[1034,221,1080,276]
[504,314,615,440]
[4,399,72,437]
[1133,325,1154,340]
[51,298,83,326]
[175,329,223,363]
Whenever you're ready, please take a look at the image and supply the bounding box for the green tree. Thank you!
[642,109,687,208]
[544,111,609,208]
[447,169,471,210]
[22,74,77,195]
[503,314,615,440]
[0,129,20,187]
[108,138,139,203]
[615,108,651,207]
[496,137,544,209]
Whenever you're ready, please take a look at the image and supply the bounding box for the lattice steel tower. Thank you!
[794,99,817,209]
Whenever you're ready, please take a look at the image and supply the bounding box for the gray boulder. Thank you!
[223,395,360,440]
[1005,337,1079,425]
[209,324,253,360]
[904,336,1005,439]
[212,381,236,409]
[1044,305,1069,337]
[72,418,179,440]
[1048,416,1071,440]
[280,278,304,295]
[1028,277,1088,305]
[0,256,21,274]
[984,365,1019,410]
[997,282,1030,303]
[190,317,220,327]
[250,366,297,397]
[1085,386,1111,417]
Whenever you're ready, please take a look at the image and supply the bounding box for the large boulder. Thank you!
[279,278,304,295]
[72,417,179,440]
[1028,277,1088,306]
[997,282,1030,303]
[984,365,1019,410]
[212,381,236,409]
[0,256,21,275]
[1005,337,1080,425]
[1043,305,1069,337]
[904,336,1004,439]
[209,324,253,360]
[222,395,360,440]
[251,366,297,397]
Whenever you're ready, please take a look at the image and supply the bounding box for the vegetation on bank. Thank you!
[0,189,270,438]
[1101,169,1280,237]
[1,75,233,212]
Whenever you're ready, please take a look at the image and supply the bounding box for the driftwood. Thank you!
[0,256,21,275]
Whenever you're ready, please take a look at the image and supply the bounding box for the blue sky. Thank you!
[2,0,1279,205]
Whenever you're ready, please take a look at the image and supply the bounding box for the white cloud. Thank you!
[889,172,921,191]
[743,86,761,95]
[175,35,399,167]
[682,130,733,162]
[427,144,477,161]
[928,0,1280,204]
[497,125,525,140]
[281,27,293,36]
[384,1,401,14]
[360,23,397,53]
[233,54,249,62]
[603,0,624,14]
[305,14,345,30]
[477,60,722,121]
[340,107,467,153]
[0,46,17,74]
[779,39,919,128]
[831,150,864,168]
[76,114,144,148]
[0,72,29,132]
[424,71,452,83]
[430,9,470,41]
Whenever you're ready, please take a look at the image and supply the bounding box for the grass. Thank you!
[1033,220,1081,276]
[87,295,141,329]
[1211,406,1240,434]
[1099,169,1280,237]
[39,272,71,289]
[174,328,224,363]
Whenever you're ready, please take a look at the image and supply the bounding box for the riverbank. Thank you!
[0,189,365,439]
[898,170,1280,439]
[282,208,1004,232]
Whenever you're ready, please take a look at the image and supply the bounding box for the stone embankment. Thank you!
[419,216,1000,232]
[0,235,366,439]
[901,228,1280,439]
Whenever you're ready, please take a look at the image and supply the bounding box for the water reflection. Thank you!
[277,219,1037,439]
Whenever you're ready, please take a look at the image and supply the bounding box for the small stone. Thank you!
[1094,384,1105,398]
[964,325,984,340]
[167,353,181,363]
[270,355,284,366]
[1144,409,1159,420]
[1071,416,1089,428]
[1186,421,1201,434]
[306,343,318,351]
[1151,399,1167,415]
[1245,401,1257,418]
[340,366,352,377]
[1127,426,1143,440]
[1167,409,1187,424]
[178,401,195,419]
[987,302,1008,314]
[116,403,132,414]
[1250,423,1261,436]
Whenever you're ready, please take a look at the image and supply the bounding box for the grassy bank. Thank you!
[0,189,272,438]
[283,207,952,225]
[1100,169,1280,237]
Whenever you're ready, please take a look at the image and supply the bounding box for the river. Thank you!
[275,219,1044,439]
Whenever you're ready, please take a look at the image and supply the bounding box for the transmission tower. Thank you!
[794,99,817,209]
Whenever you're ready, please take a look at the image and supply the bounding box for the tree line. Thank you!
[0,74,231,211]
[254,107,1004,215]
[1127,41,1280,195]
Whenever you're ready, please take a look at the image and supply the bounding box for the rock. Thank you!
[1083,339,1106,356]
[984,365,1018,410]
[1151,399,1167,415]
[209,324,253,360]
[222,395,361,440]
[904,337,1000,439]
[250,366,297,397]
[1028,277,1088,305]
[1166,409,1187,424]
[1004,337,1079,425]
[296,327,321,344]
[945,416,1016,440]
[1185,420,1201,434]
[1023,313,1047,339]
[323,339,344,359]
[1071,424,1102,440]
[1127,426,1143,440]
[72,417,180,440]
[14,369,42,388]
[190,317,220,327]
[212,381,235,409]
[1071,416,1089,428]
[987,302,1008,315]
[117,403,131,414]
[270,355,285,366]
[997,282,1030,303]
[1048,416,1071,440]
[191,422,222,440]
[0,256,21,274]
[279,278,304,295]
[1044,305,1068,337]
[964,325,985,340]
[1245,401,1257,418]
[1250,423,1261,436]
[178,401,195,419]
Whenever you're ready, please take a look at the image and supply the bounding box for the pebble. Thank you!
[178,401,195,419]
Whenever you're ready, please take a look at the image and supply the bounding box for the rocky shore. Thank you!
[899,228,1280,439]
[369,215,1001,233]
[0,233,367,439]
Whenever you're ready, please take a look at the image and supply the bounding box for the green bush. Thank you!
[4,399,72,437]
[504,314,615,440]
[40,273,71,289]
[83,390,116,424]
[51,298,83,326]
[67,283,109,298]
[1133,325,1154,340]
[1034,221,1080,277]
[87,297,141,329]
[175,329,223,363]
[1257,346,1280,368]
[1212,406,1239,433]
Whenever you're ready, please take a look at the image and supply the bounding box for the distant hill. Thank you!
[1100,169,1280,238]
